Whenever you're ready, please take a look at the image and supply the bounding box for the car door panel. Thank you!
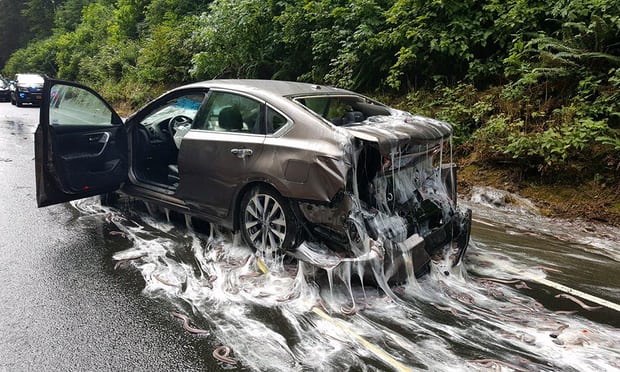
[50,125,126,192]
[177,131,264,222]
[36,78,127,207]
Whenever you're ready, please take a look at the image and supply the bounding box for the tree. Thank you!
[0,0,29,69]
[22,0,61,39]
[55,0,95,32]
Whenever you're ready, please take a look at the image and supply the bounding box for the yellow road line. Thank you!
[258,255,413,371]
[524,274,620,312]
[503,266,620,312]
[311,306,414,372]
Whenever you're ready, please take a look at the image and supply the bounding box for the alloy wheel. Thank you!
[243,192,287,257]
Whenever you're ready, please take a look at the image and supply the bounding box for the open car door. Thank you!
[35,78,127,207]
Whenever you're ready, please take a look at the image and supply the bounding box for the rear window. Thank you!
[17,74,44,85]
[294,95,390,126]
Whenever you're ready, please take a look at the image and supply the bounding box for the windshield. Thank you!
[294,95,391,126]
[17,74,44,85]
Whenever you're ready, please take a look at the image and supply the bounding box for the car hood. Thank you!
[342,114,453,154]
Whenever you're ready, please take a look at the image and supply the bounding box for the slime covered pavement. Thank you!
[1,102,619,371]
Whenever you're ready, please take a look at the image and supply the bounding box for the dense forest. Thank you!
[1,0,619,193]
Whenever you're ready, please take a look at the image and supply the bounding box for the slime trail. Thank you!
[113,254,146,270]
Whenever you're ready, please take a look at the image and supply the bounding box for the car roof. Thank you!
[181,79,358,100]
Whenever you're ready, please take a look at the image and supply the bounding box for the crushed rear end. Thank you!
[295,112,472,283]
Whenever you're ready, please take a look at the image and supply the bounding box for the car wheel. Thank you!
[16,97,22,107]
[239,185,297,258]
[10,95,15,105]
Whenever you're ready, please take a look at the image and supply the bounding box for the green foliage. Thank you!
[1,0,618,183]
[79,41,139,86]
[144,0,211,26]
[111,0,150,41]
[54,0,95,32]
[190,0,279,80]
[311,0,393,90]
[405,84,494,143]
[137,17,197,83]
[22,0,58,39]
[55,2,115,80]
[380,0,509,89]
[2,37,61,77]
[503,119,611,166]
[0,0,29,67]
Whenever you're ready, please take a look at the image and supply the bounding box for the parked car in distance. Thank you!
[35,78,471,282]
[0,79,9,102]
[11,73,44,107]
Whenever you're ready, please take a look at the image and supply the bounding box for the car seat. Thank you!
[218,106,243,131]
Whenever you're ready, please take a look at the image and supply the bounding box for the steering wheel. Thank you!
[168,115,193,136]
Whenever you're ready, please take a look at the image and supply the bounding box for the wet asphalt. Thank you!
[0,103,216,371]
[2,101,619,371]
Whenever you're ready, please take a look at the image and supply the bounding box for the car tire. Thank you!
[239,185,298,258]
[10,95,15,105]
[15,97,22,107]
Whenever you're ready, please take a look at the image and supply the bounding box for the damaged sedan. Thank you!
[35,78,471,282]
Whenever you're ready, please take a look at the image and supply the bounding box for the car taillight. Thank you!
[382,156,392,171]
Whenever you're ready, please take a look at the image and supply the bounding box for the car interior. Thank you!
[295,95,391,126]
[132,93,206,189]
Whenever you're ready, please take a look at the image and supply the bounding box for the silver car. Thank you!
[36,78,471,281]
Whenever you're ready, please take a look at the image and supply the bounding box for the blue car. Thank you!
[10,74,44,107]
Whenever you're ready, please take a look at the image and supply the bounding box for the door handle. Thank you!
[90,132,110,156]
[87,132,110,143]
[231,148,253,158]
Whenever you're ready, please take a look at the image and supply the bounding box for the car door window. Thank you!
[50,85,115,125]
[195,91,262,133]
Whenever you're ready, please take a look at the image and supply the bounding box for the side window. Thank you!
[195,91,262,133]
[50,84,114,125]
[266,107,288,134]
